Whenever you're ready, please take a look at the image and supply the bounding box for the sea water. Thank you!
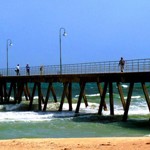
[0,83,150,140]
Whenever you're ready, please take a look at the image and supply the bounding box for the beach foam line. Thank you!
[124,95,141,99]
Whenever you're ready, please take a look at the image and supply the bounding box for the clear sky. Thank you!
[0,0,150,68]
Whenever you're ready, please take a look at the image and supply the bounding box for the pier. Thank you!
[0,58,150,121]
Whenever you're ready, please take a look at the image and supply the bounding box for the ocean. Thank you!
[0,83,150,140]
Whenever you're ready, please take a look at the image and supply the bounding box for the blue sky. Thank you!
[0,0,150,68]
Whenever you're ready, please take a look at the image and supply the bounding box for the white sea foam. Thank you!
[0,99,149,122]
[85,93,100,97]
[0,102,99,122]
[124,95,141,99]
[0,110,77,122]
[75,93,100,98]
[0,111,54,122]
[121,84,128,88]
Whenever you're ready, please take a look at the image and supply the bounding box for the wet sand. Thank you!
[0,137,150,150]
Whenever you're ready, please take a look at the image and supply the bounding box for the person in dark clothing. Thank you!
[119,57,125,72]
[26,64,30,75]
[40,65,43,75]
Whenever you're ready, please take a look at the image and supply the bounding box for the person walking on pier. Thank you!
[15,64,20,76]
[26,64,30,75]
[40,65,43,75]
[119,57,125,72]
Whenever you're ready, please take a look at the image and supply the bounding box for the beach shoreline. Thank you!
[0,137,150,150]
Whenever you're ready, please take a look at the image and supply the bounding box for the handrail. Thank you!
[0,58,150,76]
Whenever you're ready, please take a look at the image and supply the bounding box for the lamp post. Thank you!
[59,27,67,74]
[6,39,13,76]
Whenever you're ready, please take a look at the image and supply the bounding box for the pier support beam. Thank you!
[109,82,114,115]
[43,82,58,111]
[75,81,86,113]
[0,82,5,102]
[98,82,108,115]
[80,82,88,107]
[7,82,14,102]
[123,82,134,121]
[51,85,57,103]
[43,83,52,111]
[38,82,42,111]
[13,83,17,103]
[67,83,73,111]
[17,82,25,104]
[97,82,107,111]
[59,82,73,111]
[4,83,7,102]
[141,82,150,111]
[117,82,126,110]
[28,83,37,110]
[15,82,23,104]
[0,82,3,102]
[59,82,68,111]
[24,83,31,100]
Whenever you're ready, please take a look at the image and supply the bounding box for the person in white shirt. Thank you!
[15,64,20,75]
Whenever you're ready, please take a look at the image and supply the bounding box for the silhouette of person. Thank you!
[26,64,30,75]
[119,57,125,72]
[15,64,20,75]
[40,66,43,75]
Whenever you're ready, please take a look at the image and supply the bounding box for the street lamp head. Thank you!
[7,39,13,47]
[63,31,67,36]
[9,42,13,46]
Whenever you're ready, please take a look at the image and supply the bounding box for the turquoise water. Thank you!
[0,114,149,140]
[0,83,150,140]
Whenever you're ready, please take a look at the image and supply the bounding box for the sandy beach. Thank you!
[0,137,150,150]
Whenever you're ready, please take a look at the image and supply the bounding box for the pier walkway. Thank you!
[0,58,150,121]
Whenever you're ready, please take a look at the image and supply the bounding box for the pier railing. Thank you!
[0,58,150,76]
